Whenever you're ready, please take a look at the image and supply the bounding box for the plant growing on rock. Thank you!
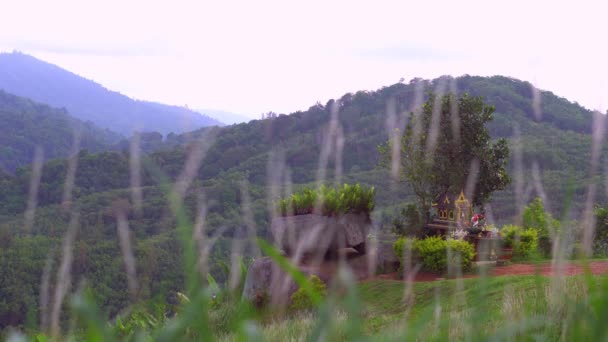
[277,183,375,217]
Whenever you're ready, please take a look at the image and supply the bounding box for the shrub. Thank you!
[409,236,475,273]
[500,225,539,260]
[516,229,539,259]
[445,239,475,272]
[414,236,447,272]
[393,237,416,262]
[500,224,520,248]
[523,197,559,257]
[289,275,327,311]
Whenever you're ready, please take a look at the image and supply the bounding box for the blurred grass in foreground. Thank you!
[10,255,608,341]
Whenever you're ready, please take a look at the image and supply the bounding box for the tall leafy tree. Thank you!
[380,93,511,220]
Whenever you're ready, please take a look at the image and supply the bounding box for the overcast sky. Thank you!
[1,0,606,118]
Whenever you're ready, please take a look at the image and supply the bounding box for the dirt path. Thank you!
[371,261,608,282]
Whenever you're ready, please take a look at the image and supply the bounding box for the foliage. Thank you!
[407,236,475,273]
[500,224,520,248]
[393,236,416,262]
[390,203,423,237]
[378,92,511,222]
[444,239,476,271]
[278,187,317,215]
[523,197,559,257]
[277,183,375,217]
[113,305,164,339]
[0,75,604,225]
[413,236,448,273]
[1,75,608,337]
[0,90,119,172]
[501,225,539,260]
[290,275,327,312]
[516,229,539,259]
[594,204,608,256]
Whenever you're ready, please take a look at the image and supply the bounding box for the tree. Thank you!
[391,203,423,237]
[523,197,560,257]
[380,93,511,221]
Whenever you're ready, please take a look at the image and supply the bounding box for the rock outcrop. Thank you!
[242,256,329,307]
[370,232,400,273]
[242,233,400,307]
[243,216,399,308]
[270,213,370,257]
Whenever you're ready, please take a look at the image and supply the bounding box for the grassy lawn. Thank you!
[218,273,608,341]
[358,274,608,340]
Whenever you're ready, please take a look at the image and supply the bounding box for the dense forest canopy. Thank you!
[0,90,120,172]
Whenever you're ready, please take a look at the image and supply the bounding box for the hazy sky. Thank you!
[1,0,607,118]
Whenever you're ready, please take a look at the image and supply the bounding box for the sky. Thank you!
[0,0,607,118]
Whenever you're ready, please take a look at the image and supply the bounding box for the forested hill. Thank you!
[0,52,223,135]
[158,75,606,214]
[1,75,605,222]
[0,75,606,329]
[0,90,121,172]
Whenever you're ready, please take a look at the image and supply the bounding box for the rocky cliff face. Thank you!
[270,213,370,258]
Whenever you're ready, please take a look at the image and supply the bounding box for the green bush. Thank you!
[290,275,327,311]
[414,236,446,272]
[500,224,520,248]
[445,239,476,272]
[398,236,475,274]
[500,225,539,260]
[523,197,559,257]
[516,229,539,259]
[393,237,416,261]
[278,183,375,217]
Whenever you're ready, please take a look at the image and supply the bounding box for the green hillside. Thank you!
[0,75,607,331]
[0,90,121,172]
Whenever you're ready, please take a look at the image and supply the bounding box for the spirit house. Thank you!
[427,190,473,231]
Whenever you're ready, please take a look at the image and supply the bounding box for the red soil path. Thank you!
[372,261,608,282]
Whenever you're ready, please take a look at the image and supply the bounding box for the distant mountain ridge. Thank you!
[0,89,120,172]
[196,108,254,125]
[0,51,223,135]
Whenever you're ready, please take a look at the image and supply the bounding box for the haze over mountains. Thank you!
[0,51,222,135]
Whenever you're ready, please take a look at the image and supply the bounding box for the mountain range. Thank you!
[0,51,223,135]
